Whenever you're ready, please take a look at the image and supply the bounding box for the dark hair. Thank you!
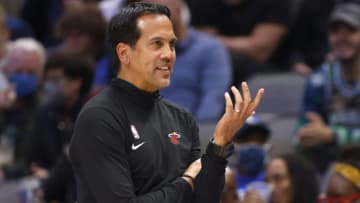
[279,154,319,203]
[107,2,171,49]
[56,4,107,55]
[45,51,94,96]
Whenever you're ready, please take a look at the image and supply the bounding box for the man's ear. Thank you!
[116,43,130,65]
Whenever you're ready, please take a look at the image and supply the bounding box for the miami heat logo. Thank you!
[168,131,181,145]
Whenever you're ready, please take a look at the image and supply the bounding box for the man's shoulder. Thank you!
[80,87,123,118]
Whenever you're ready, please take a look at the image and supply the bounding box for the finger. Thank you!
[306,112,324,124]
[248,88,264,114]
[241,82,251,103]
[224,92,233,114]
[231,86,242,112]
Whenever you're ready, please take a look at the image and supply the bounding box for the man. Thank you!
[135,0,232,121]
[0,37,46,179]
[297,3,360,174]
[69,2,264,203]
[188,0,290,83]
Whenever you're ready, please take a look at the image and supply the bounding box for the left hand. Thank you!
[213,82,264,146]
[298,112,333,147]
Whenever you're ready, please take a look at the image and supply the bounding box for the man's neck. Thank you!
[341,57,360,82]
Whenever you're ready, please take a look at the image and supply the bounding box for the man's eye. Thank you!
[154,41,162,47]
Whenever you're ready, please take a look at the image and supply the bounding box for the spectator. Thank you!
[266,154,319,203]
[188,0,290,84]
[28,51,93,180]
[320,160,360,203]
[289,0,360,76]
[132,0,232,121]
[55,3,112,91]
[296,3,360,174]
[0,38,46,179]
[222,116,271,203]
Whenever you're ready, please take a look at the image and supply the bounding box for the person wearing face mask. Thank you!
[296,3,360,175]
[0,37,45,180]
[28,51,93,180]
[222,116,271,203]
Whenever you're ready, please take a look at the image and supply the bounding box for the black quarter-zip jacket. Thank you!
[69,79,228,203]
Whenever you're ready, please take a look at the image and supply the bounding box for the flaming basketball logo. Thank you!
[168,131,181,145]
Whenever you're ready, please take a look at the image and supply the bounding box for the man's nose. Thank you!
[161,45,174,59]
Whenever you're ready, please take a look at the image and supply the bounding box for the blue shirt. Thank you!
[161,28,232,121]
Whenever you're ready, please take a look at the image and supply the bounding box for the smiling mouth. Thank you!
[156,66,171,72]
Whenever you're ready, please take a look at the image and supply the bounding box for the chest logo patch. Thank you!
[131,125,140,140]
[168,131,181,145]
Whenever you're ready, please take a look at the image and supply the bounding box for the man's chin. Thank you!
[157,80,170,89]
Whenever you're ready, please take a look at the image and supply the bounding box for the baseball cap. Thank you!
[329,3,360,28]
[233,116,270,142]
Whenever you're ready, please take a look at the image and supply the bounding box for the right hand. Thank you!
[182,159,202,190]
[213,83,264,146]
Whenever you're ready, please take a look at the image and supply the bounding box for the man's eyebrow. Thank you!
[150,36,178,42]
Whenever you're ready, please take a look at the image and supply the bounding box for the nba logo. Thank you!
[131,125,140,139]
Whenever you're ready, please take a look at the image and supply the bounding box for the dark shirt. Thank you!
[28,95,85,169]
[190,0,289,36]
[69,78,228,203]
[189,0,291,69]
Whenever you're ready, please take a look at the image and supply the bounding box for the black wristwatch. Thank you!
[206,138,234,159]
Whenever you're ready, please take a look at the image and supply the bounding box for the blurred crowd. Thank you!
[0,0,360,202]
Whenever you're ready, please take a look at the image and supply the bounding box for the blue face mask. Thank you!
[236,145,266,175]
[9,73,38,98]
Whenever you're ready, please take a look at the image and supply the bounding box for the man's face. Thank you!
[329,23,360,63]
[126,14,176,92]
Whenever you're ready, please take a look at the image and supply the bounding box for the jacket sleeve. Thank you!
[193,145,228,203]
[69,107,193,203]
[187,117,228,203]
